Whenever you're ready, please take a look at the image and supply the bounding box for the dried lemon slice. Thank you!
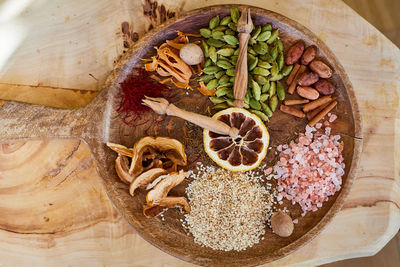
[203,108,269,172]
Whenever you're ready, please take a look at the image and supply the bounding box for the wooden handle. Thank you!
[233,32,251,108]
[166,104,238,137]
[0,88,108,143]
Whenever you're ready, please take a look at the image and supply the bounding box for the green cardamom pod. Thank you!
[209,96,226,104]
[217,48,235,57]
[200,28,211,38]
[209,46,217,63]
[223,35,239,46]
[253,67,270,76]
[269,73,284,81]
[278,52,284,70]
[267,28,279,44]
[252,80,261,101]
[262,24,272,32]
[216,60,233,69]
[220,16,231,26]
[269,95,278,111]
[201,40,209,58]
[219,75,229,85]
[282,65,294,76]
[226,68,235,76]
[269,81,276,95]
[276,81,285,101]
[249,98,262,110]
[215,86,231,97]
[213,103,229,110]
[258,60,272,69]
[260,93,269,102]
[271,61,279,77]
[207,38,225,48]
[215,70,225,79]
[209,16,220,30]
[230,7,240,23]
[248,56,258,72]
[250,109,269,121]
[257,31,271,42]
[254,75,267,85]
[251,26,262,39]
[261,102,273,117]
[203,66,221,74]
[212,31,224,40]
[204,58,212,67]
[206,79,219,90]
[199,74,214,83]
[262,81,270,93]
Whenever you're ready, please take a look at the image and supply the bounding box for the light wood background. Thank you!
[0,0,399,266]
[326,0,400,266]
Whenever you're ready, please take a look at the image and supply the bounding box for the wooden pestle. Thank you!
[233,8,253,108]
[142,96,239,138]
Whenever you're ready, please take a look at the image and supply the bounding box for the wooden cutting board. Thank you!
[0,0,399,266]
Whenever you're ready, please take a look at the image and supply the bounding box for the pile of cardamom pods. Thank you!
[199,7,293,121]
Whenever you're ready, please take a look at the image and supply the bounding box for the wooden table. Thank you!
[0,0,399,266]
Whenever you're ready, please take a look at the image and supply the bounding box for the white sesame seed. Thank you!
[183,164,276,251]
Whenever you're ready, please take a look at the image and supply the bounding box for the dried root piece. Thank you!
[129,168,168,196]
[146,170,186,205]
[106,142,133,157]
[143,196,190,217]
[129,136,187,175]
[115,155,135,184]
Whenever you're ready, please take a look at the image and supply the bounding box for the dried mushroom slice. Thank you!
[129,168,168,196]
[115,154,135,184]
[204,108,269,172]
[129,136,187,175]
[146,170,187,205]
[107,142,134,157]
[142,196,190,217]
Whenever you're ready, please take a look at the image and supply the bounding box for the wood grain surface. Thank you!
[0,0,399,266]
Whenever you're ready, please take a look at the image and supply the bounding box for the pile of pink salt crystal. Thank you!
[273,121,345,216]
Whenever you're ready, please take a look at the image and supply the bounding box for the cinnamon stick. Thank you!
[284,99,310,105]
[308,101,337,127]
[288,65,306,94]
[286,63,300,85]
[302,95,332,113]
[306,97,337,120]
[280,105,305,118]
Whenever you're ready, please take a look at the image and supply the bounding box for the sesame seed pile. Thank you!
[183,164,276,251]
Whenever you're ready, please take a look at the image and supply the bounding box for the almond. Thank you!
[285,41,305,65]
[309,60,332,78]
[297,72,319,86]
[297,86,320,100]
[314,79,335,95]
[301,45,317,65]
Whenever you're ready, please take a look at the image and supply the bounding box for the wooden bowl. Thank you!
[0,5,362,267]
[100,5,362,266]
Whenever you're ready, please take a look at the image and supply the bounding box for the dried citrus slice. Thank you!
[203,108,269,172]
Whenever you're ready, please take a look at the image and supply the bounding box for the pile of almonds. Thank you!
[280,41,338,127]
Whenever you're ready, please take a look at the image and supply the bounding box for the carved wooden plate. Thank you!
[0,5,362,267]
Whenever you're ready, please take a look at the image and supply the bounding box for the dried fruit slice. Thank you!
[143,196,190,217]
[204,108,269,172]
[129,168,168,196]
[115,154,135,184]
[146,170,187,205]
[129,136,187,175]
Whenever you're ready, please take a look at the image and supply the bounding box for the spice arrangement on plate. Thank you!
[106,7,347,252]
